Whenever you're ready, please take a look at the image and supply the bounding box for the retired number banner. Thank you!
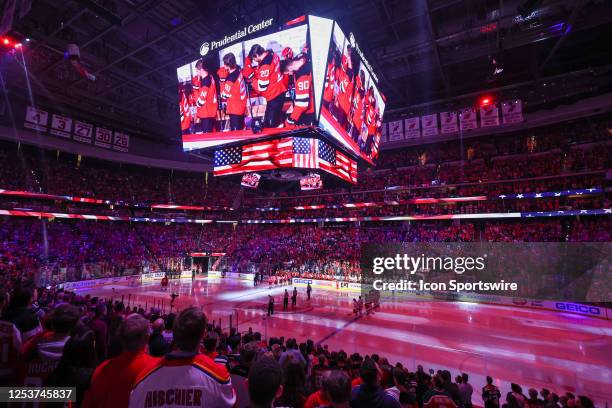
[112,131,130,152]
[50,114,72,138]
[94,127,113,149]
[73,121,94,144]
[24,106,49,132]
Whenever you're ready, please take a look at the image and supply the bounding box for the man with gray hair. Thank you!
[83,314,161,408]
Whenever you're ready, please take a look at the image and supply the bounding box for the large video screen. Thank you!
[318,23,386,164]
[178,19,313,151]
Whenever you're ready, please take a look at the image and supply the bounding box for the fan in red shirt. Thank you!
[220,52,248,131]
[83,314,161,408]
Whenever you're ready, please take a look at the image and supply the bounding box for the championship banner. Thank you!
[403,117,420,139]
[440,111,459,134]
[480,104,500,127]
[502,100,523,124]
[24,106,49,132]
[112,131,130,152]
[94,127,113,149]
[459,107,477,131]
[49,114,72,138]
[421,114,439,137]
[73,120,94,143]
[388,120,403,141]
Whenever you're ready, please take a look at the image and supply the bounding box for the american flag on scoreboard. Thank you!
[293,137,318,168]
[214,138,293,176]
[318,139,358,183]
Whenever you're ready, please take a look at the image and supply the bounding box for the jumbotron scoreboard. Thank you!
[176,15,386,186]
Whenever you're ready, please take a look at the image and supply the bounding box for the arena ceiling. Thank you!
[3,0,612,142]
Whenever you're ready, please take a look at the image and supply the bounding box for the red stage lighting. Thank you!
[2,38,9,45]
[479,96,494,106]
[14,43,22,49]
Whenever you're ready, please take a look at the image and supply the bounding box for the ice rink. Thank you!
[82,277,612,407]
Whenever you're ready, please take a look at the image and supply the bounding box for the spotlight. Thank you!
[15,43,22,49]
[479,96,494,106]
[2,38,9,45]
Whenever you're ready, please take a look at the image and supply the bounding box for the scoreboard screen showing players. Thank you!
[178,17,312,151]
[318,23,386,165]
[177,15,385,167]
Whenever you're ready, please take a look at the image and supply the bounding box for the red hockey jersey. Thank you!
[195,75,218,119]
[336,67,353,115]
[221,69,247,116]
[365,102,378,136]
[179,93,192,131]
[351,90,365,131]
[323,61,336,103]
[286,64,313,126]
[255,52,287,101]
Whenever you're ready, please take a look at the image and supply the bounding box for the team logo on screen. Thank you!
[199,42,210,56]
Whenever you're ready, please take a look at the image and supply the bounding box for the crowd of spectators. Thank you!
[0,283,599,408]
[1,217,610,285]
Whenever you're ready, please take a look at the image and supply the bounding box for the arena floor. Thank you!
[82,277,612,407]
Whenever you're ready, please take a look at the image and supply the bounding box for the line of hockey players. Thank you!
[178,43,314,134]
[352,289,381,316]
[322,43,383,159]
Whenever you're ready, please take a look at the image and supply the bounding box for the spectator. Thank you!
[459,373,473,408]
[129,307,236,407]
[248,356,284,408]
[575,396,593,408]
[162,313,175,345]
[148,317,170,357]
[0,289,21,383]
[279,338,307,368]
[423,374,457,408]
[528,388,544,408]
[83,314,161,408]
[89,303,108,361]
[276,361,307,407]
[387,366,409,402]
[482,376,501,408]
[321,370,352,408]
[506,383,528,408]
[46,323,97,406]
[20,303,81,386]
[350,358,401,408]
[2,284,42,341]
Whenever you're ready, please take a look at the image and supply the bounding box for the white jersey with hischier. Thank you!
[129,351,236,408]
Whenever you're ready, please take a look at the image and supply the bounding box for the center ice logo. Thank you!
[200,42,210,56]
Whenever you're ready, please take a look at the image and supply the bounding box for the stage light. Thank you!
[479,96,493,106]
[2,38,9,45]
[15,43,22,49]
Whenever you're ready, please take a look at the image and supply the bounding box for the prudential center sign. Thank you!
[200,18,274,56]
